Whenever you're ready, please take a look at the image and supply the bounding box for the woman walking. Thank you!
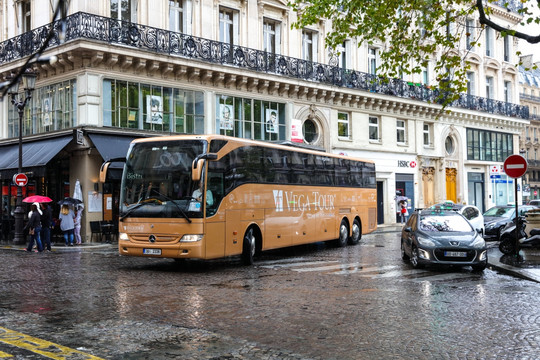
[24,203,43,252]
[59,204,75,246]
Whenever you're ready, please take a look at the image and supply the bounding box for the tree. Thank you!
[289,0,540,108]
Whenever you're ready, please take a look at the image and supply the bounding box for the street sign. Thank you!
[503,155,528,179]
[13,173,28,187]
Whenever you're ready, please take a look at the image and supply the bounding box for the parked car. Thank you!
[527,200,540,207]
[430,202,484,235]
[483,205,538,241]
[400,208,487,271]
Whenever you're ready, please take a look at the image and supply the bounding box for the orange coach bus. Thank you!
[102,135,377,265]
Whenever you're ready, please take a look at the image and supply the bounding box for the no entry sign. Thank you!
[503,155,528,179]
[13,173,28,187]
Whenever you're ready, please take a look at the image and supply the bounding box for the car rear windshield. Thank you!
[483,207,514,218]
[419,215,473,232]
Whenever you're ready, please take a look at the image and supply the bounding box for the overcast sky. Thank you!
[517,2,540,63]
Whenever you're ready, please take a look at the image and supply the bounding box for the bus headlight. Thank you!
[119,232,129,241]
[180,234,203,242]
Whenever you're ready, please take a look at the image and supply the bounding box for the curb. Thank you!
[0,242,115,252]
[487,247,540,283]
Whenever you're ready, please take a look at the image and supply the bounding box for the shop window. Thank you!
[103,79,204,133]
[216,95,285,141]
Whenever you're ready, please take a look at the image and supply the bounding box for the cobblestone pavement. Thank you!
[1,232,540,359]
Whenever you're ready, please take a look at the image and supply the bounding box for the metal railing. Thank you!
[0,12,529,119]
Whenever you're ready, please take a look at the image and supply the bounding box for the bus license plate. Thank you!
[143,248,161,255]
[445,251,466,257]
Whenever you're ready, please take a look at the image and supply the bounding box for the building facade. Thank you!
[0,0,529,240]
[519,55,540,202]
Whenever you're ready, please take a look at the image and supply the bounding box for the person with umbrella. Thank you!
[24,203,43,253]
[40,203,53,251]
[58,204,75,246]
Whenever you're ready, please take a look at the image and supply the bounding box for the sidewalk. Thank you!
[0,241,114,252]
[375,223,540,283]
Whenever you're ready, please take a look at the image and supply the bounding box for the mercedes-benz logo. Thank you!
[149,235,156,243]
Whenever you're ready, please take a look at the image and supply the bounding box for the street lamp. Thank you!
[7,68,36,244]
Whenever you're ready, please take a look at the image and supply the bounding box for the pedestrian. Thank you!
[399,200,408,224]
[74,207,82,245]
[24,203,43,253]
[59,204,75,246]
[40,203,53,251]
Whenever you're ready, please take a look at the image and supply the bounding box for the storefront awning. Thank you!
[0,136,72,178]
[88,134,138,162]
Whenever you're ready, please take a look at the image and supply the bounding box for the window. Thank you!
[504,81,511,103]
[445,136,455,155]
[8,80,77,138]
[423,123,432,147]
[486,76,494,99]
[220,8,238,46]
[303,119,319,144]
[263,18,281,55]
[103,79,204,133]
[396,120,406,144]
[338,112,350,139]
[169,0,192,34]
[466,18,475,50]
[504,35,510,62]
[467,128,513,162]
[336,41,349,69]
[467,72,475,96]
[302,29,318,62]
[422,64,429,85]
[485,26,494,57]
[216,95,286,141]
[368,48,377,75]
[20,0,31,33]
[111,0,137,22]
[369,116,379,141]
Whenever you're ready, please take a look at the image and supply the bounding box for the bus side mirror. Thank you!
[99,157,125,183]
[192,159,204,182]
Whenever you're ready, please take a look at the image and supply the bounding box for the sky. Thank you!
[517,2,540,63]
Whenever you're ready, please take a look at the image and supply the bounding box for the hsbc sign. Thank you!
[398,160,417,168]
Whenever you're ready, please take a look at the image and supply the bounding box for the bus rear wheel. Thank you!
[336,219,349,247]
[349,219,361,245]
[241,227,256,265]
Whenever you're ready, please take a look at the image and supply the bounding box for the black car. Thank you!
[401,208,487,271]
[483,205,537,241]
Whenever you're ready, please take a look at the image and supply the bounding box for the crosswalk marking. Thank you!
[258,259,481,281]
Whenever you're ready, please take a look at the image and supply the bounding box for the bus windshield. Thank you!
[119,139,207,219]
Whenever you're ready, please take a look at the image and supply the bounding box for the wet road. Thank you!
[1,232,539,359]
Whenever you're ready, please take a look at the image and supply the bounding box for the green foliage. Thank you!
[288,0,540,108]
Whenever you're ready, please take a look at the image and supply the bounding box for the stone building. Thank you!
[519,55,540,202]
[0,0,529,240]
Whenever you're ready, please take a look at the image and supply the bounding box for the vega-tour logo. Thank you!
[273,190,336,212]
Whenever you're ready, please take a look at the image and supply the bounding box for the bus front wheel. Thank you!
[241,227,256,265]
[336,219,349,247]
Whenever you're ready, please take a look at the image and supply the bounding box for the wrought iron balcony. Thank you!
[0,12,529,119]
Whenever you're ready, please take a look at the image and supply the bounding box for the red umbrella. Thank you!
[22,195,53,203]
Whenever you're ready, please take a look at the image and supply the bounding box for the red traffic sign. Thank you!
[13,173,28,187]
[503,155,528,179]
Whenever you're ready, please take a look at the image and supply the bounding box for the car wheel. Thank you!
[472,263,486,272]
[349,219,361,245]
[336,219,349,247]
[410,246,423,269]
[401,239,410,262]
[241,227,256,266]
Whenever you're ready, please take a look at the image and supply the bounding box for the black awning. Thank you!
[88,133,137,163]
[0,136,72,178]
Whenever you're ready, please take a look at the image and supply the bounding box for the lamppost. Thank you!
[7,68,36,244]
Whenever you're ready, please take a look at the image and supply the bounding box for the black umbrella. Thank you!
[58,197,83,205]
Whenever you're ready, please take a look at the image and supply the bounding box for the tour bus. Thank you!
[101,135,377,264]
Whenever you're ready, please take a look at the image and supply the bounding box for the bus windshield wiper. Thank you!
[119,197,164,221]
[148,188,192,223]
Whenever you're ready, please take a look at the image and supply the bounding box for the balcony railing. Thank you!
[0,12,529,119]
